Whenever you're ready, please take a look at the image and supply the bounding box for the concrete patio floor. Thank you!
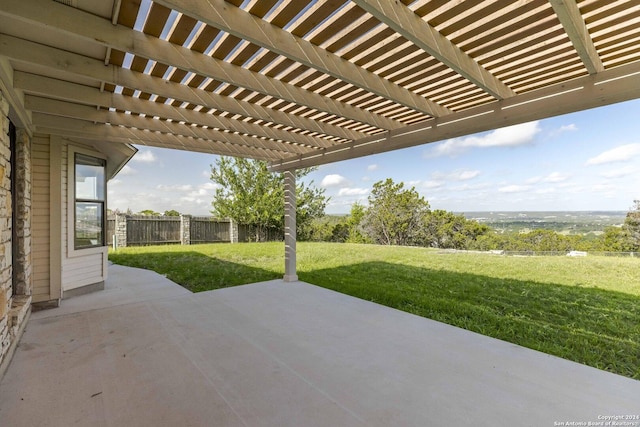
[0,265,638,426]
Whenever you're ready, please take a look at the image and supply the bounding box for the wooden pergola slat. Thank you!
[0,0,637,166]
[269,60,640,171]
[549,0,604,74]
[14,72,339,150]
[1,0,404,132]
[152,0,451,118]
[26,96,311,155]
[352,0,515,99]
[0,34,359,145]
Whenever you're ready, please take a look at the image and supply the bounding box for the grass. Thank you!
[109,242,640,380]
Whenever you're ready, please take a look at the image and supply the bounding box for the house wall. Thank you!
[31,134,54,303]
[0,89,12,364]
[0,73,122,375]
[14,129,32,298]
[0,89,32,373]
[31,136,108,303]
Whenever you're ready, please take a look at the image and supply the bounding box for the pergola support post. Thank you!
[283,170,298,282]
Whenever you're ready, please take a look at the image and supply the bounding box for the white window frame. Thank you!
[67,146,108,257]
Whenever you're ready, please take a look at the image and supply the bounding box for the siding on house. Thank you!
[31,136,108,300]
[31,135,51,303]
[63,254,105,289]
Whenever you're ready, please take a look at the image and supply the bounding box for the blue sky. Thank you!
[107,99,640,215]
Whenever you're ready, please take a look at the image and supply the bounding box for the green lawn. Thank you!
[109,242,640,380]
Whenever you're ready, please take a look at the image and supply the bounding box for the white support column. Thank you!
[283,170,298,282]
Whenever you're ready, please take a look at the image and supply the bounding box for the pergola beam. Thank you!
[13,72,341,150]
[549,0,604,74]
[25,96,310,155]
[0,0,402,132]
[352,0,515,100]
[0,34,357,145]
[31,113,279,160]
[153,0,451,118]
[270,60,640,171]
[0,57,31,129]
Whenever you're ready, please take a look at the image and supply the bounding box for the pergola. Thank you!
[1,0,640,280]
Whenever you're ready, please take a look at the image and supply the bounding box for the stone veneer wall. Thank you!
[13,128,31,297]
[0,89,32,374]
[0,89,12,362]
[180,215,191,245]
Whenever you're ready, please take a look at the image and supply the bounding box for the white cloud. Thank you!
[157,184,193,191]
[422,180,445,189]
[498,185,531,193]
[549,124,578,136]
[200,182,220,190]
[534,187,557,195]
[367,164,379,171]
[593,183,615,192]
[452,169,480,181]
[542,172,570,183]
[558,124,577,132]
[432,169,481,181]
[599,166,637,179]
[132,149,157,163]
[118,165,136,176]
[187,188,210,197]
[450,183,490,192]
[586,143,640,165]
[108,179,122,186]
[186,182,221,198]
[526,172,570,184]
[427,121,541,157]
[321,174,349,187]
[338,187,369,196]
[526,176,542,184]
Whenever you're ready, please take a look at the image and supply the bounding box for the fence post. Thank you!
[229,219,239,243]
[115,214,128,248]
[180,215,191,245]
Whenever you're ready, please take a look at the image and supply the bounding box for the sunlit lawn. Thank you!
[109,242,640,380]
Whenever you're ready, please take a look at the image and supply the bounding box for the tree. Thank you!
[306,215,345,242]
[295,177,329,241]
[623,200,640,251]
[362,179,430,246]
[345,202,369,243]
[591,226,630,252]
[210,156,327,242]
[138,209,160,216]
[423,210,490,249]
[164,210,181,216]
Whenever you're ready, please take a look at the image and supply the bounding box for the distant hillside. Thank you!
[459,211,627,235]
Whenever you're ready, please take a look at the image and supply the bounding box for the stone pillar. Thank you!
[0,89,13,363]
[114,213,128,248]
[283,170,298,282]
[229,219,238,243]
[13,128,31,296]
[180,214,191,245]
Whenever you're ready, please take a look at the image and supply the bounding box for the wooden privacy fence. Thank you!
[125,215,181,246]
[190,216,231,243]
[107,215,233,247]
[107,215,282,247]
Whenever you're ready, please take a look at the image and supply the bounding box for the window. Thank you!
[74,153,106,249]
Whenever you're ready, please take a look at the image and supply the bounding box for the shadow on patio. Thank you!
[0,263,638,426]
